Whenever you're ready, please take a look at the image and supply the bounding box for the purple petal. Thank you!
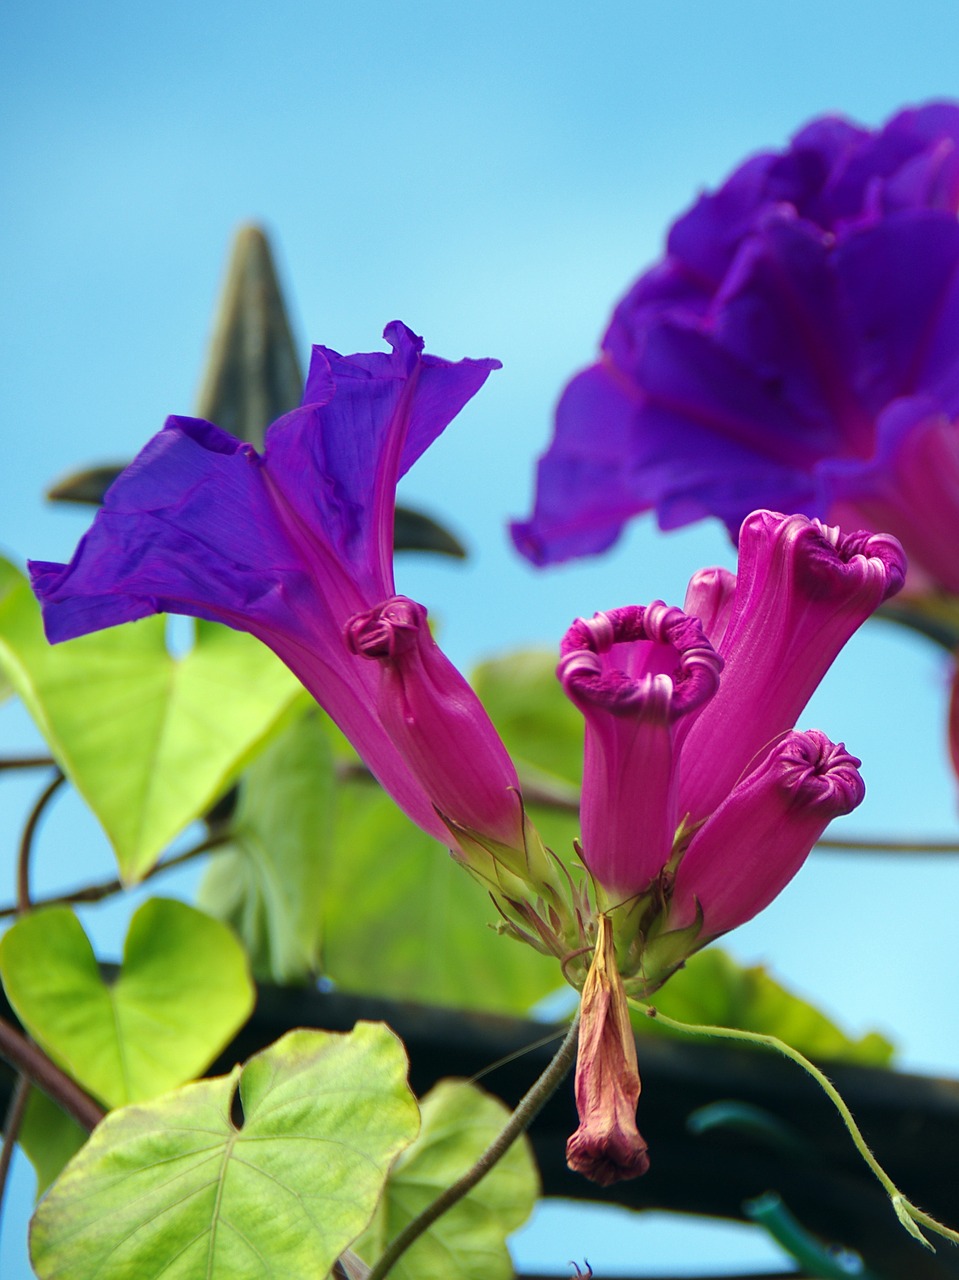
[275,321,500,596]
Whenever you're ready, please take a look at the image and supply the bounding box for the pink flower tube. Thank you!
[557,603,722,899]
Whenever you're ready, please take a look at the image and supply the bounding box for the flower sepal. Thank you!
[444,812,592,965]
[620,905,705,1001]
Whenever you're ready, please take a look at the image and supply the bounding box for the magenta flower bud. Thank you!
[670,729,865,939]
[347,595,524,849]
[683,566,737,649]
[677,511,904,822]
[558,603,722,898]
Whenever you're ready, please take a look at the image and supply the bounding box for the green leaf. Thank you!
[324,777,559,1014]
[472,649,583,788]
[198,709,333,983]
[18,1090,87,1196]
[30,1024,421,1280]
[0,558,306,880]
[642,948,895,1066]
[0,899,255,1106]
[355,1080,539,1280]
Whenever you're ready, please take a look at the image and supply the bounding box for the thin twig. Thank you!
[339,759,959,854]
[365,1009,582,1280]
[0,755,57,772]
[17,770,65,913]
[0,831,232,921]
[0,1017,103,1133]
[0,1076,30,1221]
[816,835,959,854]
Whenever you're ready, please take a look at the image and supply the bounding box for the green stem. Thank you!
[365,1008,582,1280]
[637,1002,959,1251]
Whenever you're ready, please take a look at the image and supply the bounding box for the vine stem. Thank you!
[0,830,232,921]
[17,770,65,913]
[365,1007,582,1280]
[638,1003,959,1251]
[0,1017,104,1133]
[0,1077,30,1216]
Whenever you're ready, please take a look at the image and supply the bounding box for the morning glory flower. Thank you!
[558,511,904,963]
[512,101,959,581]
[30,323,525,854]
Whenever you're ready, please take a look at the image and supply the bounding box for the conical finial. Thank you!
[195,224,303,450]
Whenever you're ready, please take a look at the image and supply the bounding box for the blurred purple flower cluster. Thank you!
[513,102,959,597]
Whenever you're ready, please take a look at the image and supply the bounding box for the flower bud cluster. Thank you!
[557,511,904,994]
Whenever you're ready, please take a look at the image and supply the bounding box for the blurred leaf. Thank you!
[198,709,333,983]
[0,558,306,880]
[0,559,18,704]
[472,649,582,787]
[30,1024,420,1280]
[355,1080,539,1280]
[0,899,255,1107]
[18,1090,87,1196]
[641,948,895,1066]
[394,505,466,558]
[324,774,559,1014]
[45,464,125,506]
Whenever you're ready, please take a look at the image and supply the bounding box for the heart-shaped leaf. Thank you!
[0,898,255,1106]
[30,1024,421,1280]
[0,557,306,880]
[356,1079,539,1280]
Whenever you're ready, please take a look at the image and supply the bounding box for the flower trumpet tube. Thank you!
[566,913,650,1186]
[669,730,865,940]
[558,603,722,899]
[29,323,522,854]
[346,595,524,851]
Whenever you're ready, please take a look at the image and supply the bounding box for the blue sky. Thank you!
[3,1,959,1274]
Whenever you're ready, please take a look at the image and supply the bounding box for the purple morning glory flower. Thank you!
[512,101,959,584]
[30,323,525,852]
[557,511,904,940]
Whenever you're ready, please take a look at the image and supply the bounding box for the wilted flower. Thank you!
[559,511,904,966]
[513,101,959,583]
[30,323,526,856]
[566,914,649,1185]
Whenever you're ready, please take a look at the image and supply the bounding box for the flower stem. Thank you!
[0,830,231,921]
[365,1008,582,1280]
[637,1002,959,1250]
[17,770,65,913]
